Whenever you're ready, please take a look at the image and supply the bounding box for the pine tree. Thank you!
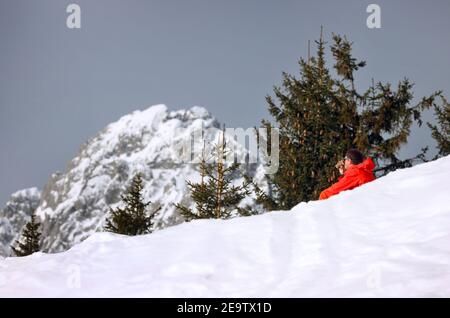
[12,214,41,257]
[175,130,254,221]
[105,173,159,235]
[264,28,441,209]
[428,96,450,157]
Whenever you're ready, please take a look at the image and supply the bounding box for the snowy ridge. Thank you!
[0,104,266,255]
[1,156,449,297]
[0,188,41,256]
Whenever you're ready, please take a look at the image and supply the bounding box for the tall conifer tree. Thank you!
[428,96,450,157]
[264,29,441,209]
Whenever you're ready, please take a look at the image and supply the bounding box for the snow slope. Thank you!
[1,156,449,297]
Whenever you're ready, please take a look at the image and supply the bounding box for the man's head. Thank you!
[344,149,364,169]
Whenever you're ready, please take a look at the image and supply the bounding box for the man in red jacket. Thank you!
[319,149,376,200]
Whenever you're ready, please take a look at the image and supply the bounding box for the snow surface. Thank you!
[1,156,450,297]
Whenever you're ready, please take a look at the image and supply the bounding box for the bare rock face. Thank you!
[0,188,41,256]
[0,104,267,256]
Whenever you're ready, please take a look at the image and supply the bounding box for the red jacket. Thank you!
[319,158,376,200]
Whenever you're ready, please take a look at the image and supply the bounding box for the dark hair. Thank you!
[345,149,364,165]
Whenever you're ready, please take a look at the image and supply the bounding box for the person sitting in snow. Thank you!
[319,149,376,200]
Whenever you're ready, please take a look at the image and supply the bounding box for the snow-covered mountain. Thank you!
[0,188,41,256]
[0,104,266,256]
[1,156,449,297]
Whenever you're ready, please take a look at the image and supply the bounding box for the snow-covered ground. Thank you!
[1,156,449,297]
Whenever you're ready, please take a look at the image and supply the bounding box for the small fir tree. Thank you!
[105,173,158,235]
[175,130,255,221]
[12,214,41,257]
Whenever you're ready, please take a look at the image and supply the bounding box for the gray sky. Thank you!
[1,0,449,205]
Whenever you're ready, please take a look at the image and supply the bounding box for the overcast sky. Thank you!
[1,0,449,205]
